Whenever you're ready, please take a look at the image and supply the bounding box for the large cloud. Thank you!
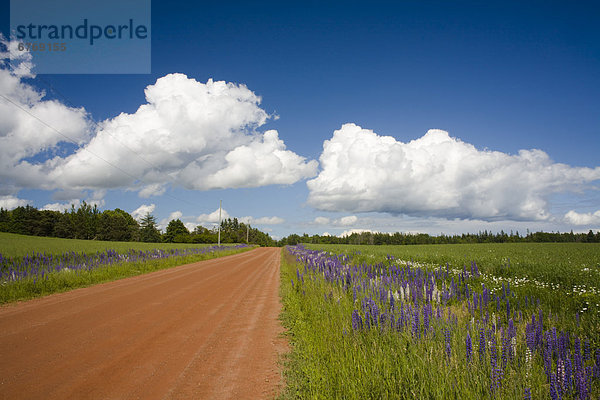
[45,74,316,192]
[314,215,358,226]
[0,195,30,210]
[564,210,600,226]
[307,123,600,221]
[131,204,156,221]
[196,208,231,225]
[0,42,317,195]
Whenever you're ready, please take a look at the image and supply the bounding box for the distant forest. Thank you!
[0,203,276,246]
[278,228,600,246]
[1,203,598,247]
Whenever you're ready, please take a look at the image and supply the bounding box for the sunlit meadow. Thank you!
[280,243,600,399]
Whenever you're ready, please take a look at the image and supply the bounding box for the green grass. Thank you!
[0,231,216,257]
[279,243,600,399]
[0,232,254,304]
[305,243,600,331]
[305,242,600,289]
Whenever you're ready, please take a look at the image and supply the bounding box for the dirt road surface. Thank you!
[0,247,287,399]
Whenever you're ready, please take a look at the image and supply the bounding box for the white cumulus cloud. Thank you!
[197,208,230,225]
[131,204,156,221]
[307,123,600,221]
[1,44,317,196]
[339,215,358,226]
[138,183,166,198]
[313,215,358,226]
[0,195,30,210]
[192,130,318,190]
[564,210,600,226]
[249,216,285,225]
[44,74,316,192]
[41,194,104,212]
[158,210,185,230]
[41,199,81,212]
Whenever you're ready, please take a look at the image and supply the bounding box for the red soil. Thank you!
[0,247,287,399]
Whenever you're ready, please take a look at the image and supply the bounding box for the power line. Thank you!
[33,75,159,172]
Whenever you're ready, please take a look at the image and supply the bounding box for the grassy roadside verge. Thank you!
[278,245,600,399]
[1,244,255,304]
[279,247,361,399]
[278,247,528,399]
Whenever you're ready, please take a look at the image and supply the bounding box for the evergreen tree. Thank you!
[140,212,161,242]
[163,219,190,242]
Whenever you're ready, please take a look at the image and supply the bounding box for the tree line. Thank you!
[278,229,600,246]
[0,203,275,246]
[2,204,597,247]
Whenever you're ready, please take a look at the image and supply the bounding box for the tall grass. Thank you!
[280,244,600,399]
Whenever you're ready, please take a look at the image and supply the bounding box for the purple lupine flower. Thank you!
[412,304,420,338]
[397,304,406,331]
[466,331,472,364]
[544,332,553,382]
[501,327,509,369]
[490,366,503,393]
[535,315,543,352]
[583,339,590,363]
[550,372,558,400]
[490,330,497,369]
[523,387,531,400]
[525,321,535,351]
[585,366,593,400]
[444,327,452,361]
[351,310,363,330]
[565,355,573,393]
[372,302,380,328]
[577,366,588,400]
[423,303,430,335]
[557,358,565,395]
[479,327,486,362]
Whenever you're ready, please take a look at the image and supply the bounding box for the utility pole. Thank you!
[246,224,249,244]
[218,200,222,246]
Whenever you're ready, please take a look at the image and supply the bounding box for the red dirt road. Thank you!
[0,247,287,399]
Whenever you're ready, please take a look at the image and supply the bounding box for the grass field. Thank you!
[280,243,600,399]
[305,242,600,327]
[0,232,218,258]
[0,232,253,303]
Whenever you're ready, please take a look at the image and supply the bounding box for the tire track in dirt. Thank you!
[0,247,287,400]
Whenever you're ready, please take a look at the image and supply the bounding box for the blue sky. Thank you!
[1,0,599,239]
